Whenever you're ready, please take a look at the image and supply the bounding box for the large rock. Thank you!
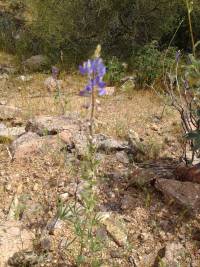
[0,105,22,120]
[10,132,62,160]
[174,163,200,184]
[0,126,25,140]
[99,212,127,247]
[0,220,34,266]
[95,134,129,152]
[0,64,17,75]
[23,55,49,71]
[26,115,82,136]
[159,242,185,267]
[155,178,200,211]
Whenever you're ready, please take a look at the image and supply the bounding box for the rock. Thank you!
[0,220,34,266]
[155,178,200,211]
[160,242,185,267]
[23,55,49,71]
[10,132,40,152]
[8,251,39,266]
[0,122,6,129]
[71,131,88,156]
[138,246,163,267]
[10,132,62,160]
[174,163,200,184]
[105,86,115,96]
[96,134,128,152]
[116,151,129,164]
[59,193,70,202]
[151,124,159,131]
[0,105,22,120]
[44,76,63,92]
[40,237,52,251]
[126,129,144,156]
[0,126,25,140]
[17,75,33,82]
[0,73,9,80]
[99,212,127,247]
[0,100,7,105]
[121,195,136,210]
[0,64,17,74]
[26,115,82,136]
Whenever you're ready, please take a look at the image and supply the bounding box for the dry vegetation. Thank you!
[0,52,200,267]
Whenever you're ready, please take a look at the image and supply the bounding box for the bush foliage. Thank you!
[0,0,200,68]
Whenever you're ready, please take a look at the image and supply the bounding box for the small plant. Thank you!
[59,45,106,266]
[132,41,175,88]
[160,0,200,164]
[104,56,126,86]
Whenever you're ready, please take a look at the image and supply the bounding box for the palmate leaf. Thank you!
[185,130,200,139]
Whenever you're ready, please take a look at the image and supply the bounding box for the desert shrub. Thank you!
[0,0,192,68]
[131,41,176,88]
[159,0,200,164]
[104,57,126,86]
[0,13,18,53]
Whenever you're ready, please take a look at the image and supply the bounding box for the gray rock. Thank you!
[26,115,82,136]
[160,242,185,267]
[23,55,49,71]
[10,132,62,160]
[8,251,39,266]
[99,212,127,247]
[0,126,25,140]
[155,178,200,212]
[0,105,22,120]
[116,151,129,164]
[0,122,6,129]
[96,134,128,152]
[0,64,17,74]
[0,73,9,80]
[0,220,34,266]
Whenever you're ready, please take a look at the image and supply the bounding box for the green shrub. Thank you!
[131,41,176,88]
[104,56,126,86]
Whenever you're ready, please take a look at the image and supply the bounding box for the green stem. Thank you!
[186,0,196,57]
[90,79,95,138]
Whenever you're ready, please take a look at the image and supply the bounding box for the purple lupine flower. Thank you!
[79,58,106,96]
[175,50,181,63]
[52,66,59,79]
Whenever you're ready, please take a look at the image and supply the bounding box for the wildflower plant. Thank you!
[157,0,200,164]
[59,45,106,266]
[79,44,106,137]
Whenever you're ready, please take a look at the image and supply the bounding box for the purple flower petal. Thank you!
[85,84,92,91]
[98,88,106,96]
[98,80,106,88]
[79,65,86,75]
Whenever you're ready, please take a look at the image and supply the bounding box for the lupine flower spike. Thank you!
[79,58,106,96]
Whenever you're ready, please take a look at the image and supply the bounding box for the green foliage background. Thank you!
[0,0,200,67]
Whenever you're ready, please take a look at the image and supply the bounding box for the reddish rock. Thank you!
[174,163,200,184]
[0,220,34,266]
[10,132,63,160]
[155,178,200,211]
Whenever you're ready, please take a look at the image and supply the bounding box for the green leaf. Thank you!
[197,109,200,117]
[185,131,200,140]
[195,41,200,49]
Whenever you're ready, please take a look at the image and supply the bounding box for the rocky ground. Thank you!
[0,53,200,266]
